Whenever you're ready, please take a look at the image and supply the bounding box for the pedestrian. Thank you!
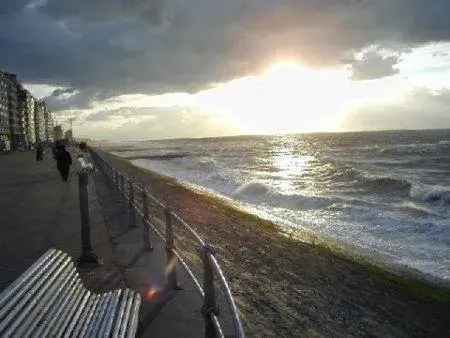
[52,143,57,160]
[55,144,72,182]
[36,143,44,161]
[80,141,87,153]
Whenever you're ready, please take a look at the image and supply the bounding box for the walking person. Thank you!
[55,144,72,182]
[36,143,44,161]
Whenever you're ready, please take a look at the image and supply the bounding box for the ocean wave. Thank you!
[409,184,450,205]
[439,140,450,145]
[356,175,412,193]
[233,181,332,210]
[325,165,359,181]
[399,202,438,217]
[124,154,189,161]
[324,166,411,194]
[345,142,438,152]
[166,156,220,173]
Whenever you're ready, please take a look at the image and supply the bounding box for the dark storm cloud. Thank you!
[43,89,96,111]
[52,88,76,96]
[40,0,171,27]
[1,0,450,112]
[0,0,30,15]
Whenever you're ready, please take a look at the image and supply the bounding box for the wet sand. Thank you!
[101,150,450,337]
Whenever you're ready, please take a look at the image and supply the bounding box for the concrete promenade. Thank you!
[0,150,205,337]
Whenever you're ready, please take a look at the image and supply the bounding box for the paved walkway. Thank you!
[0,150,205,337]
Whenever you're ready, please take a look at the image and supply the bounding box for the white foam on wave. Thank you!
[347,142,438,153]
[123,138,450,281]
[233,181,332,210]
[399,201,437,217]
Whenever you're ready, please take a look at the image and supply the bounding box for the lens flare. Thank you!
[144,288,159,301]
[141,282,163,302]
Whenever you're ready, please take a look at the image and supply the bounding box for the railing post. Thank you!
[111,166,115,186]
[76,171,102,266]
[104,161,108,181]
[142,191,153,251]
[129,182,136,228]
[120,174,126,211]
[199,244,219,338]
[113,169,118,189]
[164,207,180,290]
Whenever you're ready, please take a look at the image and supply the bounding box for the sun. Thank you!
[264,61,318,84]
[195,60,386,134]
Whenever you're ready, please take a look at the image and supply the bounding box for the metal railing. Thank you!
[88,149,245,338]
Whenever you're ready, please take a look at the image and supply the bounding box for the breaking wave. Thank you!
[233,181,332,210]
[355,175,412,193]
[324,165,412,194]
[124,154,189,161]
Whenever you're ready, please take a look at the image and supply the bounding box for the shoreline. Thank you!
[126,153,450,297]
[100,149,450,336]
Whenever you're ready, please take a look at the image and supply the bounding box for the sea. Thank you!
[111,129,450,281]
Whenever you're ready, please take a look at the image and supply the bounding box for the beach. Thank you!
[99,148,450,337]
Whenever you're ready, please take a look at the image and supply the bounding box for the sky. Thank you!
[1,0,450,140]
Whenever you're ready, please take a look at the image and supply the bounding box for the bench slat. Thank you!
[73,295,98,337]
[18,269,78,336]
[0,250,141,337]
[53,287,87,336]
[127,293,142,338]
[81,294,103,337]
[5,258,73,336]
[0,249,56,306]
[120,289,136,338]
[61,289,90,337]
[0,251,65,322]
[36,280,83,337]
[1,256,72,335]
[99,289,122,337]
[85,292,109,337]
[113,289,130,337]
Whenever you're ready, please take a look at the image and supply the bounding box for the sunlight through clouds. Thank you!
[70,53,448,138]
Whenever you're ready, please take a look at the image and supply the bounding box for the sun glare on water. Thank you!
[197,60,368,134]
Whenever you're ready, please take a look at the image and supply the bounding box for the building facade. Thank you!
[26,92,36,145]
[0,69,52,149]
[4,72,20,149]
[17,88,37,146]
[43,105,54,142]
[17,86,29,147]
[34,101,46,143]
[0,71,11,150]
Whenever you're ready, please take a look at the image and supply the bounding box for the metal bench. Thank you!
[0,248,141,337]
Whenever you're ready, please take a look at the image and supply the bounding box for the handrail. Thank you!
[210,254,245,336]
[87,148,245,338]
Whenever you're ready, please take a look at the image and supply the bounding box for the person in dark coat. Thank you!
[36,143,44,161]
[55,145,72,182]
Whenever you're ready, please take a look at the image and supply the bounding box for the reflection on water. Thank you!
[270,141,314,194]
[123,130,450,280]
